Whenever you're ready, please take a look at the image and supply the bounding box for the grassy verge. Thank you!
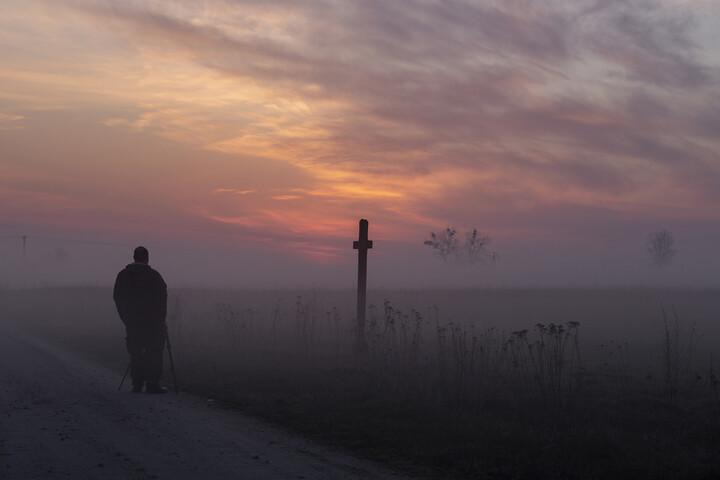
[174,354,720,479]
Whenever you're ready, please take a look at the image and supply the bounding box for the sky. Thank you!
[1,0,719,288]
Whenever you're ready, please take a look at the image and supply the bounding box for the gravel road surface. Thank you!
[0,323,413,480]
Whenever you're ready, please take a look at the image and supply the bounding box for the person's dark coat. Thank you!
[113,263,167,327]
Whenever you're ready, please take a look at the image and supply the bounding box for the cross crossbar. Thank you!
[353,239,373,250]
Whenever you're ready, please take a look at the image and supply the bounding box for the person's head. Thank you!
[133,246,149,264]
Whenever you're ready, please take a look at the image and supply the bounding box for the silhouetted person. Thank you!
[113,246,168,394]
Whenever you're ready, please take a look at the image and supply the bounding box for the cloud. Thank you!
[212,188,255,195]
[0,112,24,130]
[582,1,710,88]
[3,0,719,267]
[55,1,716,163]
[271,195,302,200]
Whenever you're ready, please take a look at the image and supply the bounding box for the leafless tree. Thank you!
[424,227,491,264]
[465,229,491,264]
[647,230,676,265]
[424,228,458,262]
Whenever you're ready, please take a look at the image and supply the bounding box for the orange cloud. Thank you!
[212,188,255,195]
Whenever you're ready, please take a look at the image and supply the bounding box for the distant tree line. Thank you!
[423,227,678,267]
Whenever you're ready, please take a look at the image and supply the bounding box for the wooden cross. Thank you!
[353,219,372,354]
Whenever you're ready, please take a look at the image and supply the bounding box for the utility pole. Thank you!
[352,219,372,354]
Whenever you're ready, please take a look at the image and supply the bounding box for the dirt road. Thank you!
[0,324,412,480]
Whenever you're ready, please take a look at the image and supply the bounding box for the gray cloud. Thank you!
[582,1,710,88]
[57,0,719,209]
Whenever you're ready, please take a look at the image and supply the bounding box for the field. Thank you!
[2,287,719,479]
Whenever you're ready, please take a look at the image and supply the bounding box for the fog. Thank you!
[0,231,718,290]
[2,232,719,478]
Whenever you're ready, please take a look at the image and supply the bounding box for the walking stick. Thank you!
[165,325,178,395]
[118,362,131,391]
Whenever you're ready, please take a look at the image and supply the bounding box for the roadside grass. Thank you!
[2,287,719,479]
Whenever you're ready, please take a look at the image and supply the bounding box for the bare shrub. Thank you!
[660,306,697,404]
[424,227,491,265]
[424,228,458,262]
[647,230,676,265]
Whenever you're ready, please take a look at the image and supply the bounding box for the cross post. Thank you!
[353,219,372,354]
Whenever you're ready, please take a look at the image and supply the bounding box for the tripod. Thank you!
[117,327,178,394]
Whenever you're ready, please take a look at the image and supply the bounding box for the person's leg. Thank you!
[144,324,166,393]
[126,328,145,392]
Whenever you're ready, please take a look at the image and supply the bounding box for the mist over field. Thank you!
[1,229,718,290]
[2,224,719,479]
[3,228,720,370]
